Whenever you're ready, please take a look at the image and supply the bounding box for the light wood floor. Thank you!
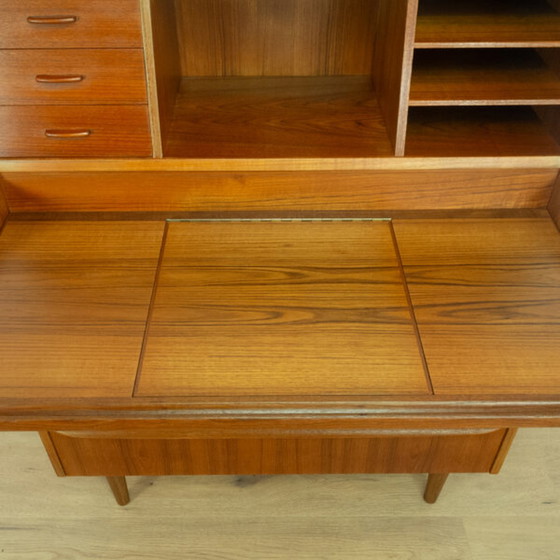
[1,429,559,559]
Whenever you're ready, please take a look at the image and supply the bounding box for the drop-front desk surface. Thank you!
[1,215,559,505]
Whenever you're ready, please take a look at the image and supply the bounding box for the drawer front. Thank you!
[0,49,147,105]
[0,106,152,158]
[0,0,143,48]
[44,430,509,477]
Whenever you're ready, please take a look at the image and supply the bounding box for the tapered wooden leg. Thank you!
[106,476,130,506]
[424,473,449,504]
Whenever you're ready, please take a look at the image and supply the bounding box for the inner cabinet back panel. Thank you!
[174,0,379,76]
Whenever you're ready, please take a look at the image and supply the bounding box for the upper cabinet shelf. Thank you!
[416,0,560,48]
[405,106,560,157]
[3,0,560,161]
[410,49,560,106]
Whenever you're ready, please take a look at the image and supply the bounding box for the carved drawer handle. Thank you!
[45,129,92,139]
[27,16,78,25]
[36,74,84,84]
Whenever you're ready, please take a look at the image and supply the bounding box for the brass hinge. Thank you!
[166,217,392,223]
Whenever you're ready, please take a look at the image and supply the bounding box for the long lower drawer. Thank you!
[43,429,513,477]
[0,105,152,157]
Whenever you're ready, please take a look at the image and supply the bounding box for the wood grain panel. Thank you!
[146,0,181,155]
[45,429,508,476]
[175,0,378,77]
[489,428,517,474]
[535,105,560,149]
[415,0,560,48]
[406,107,560,157]
[549,173,560,229]
[372,0,418,155]
[535,49,560,148]
[0,221,165,398]
[0,202,8,232]
[0,180,8,228]
[0,0,143,48]
[410,49,560,106]
[0,49,147,105]
[1,156,560,173]
[39,432,66,476]
[393,218,560,395]
[3,169,555,213]
[164,76,391,158]
[0,106,152,158]
[136,220,429,397]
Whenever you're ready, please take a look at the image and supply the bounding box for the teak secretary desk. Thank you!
[1,0,560,507]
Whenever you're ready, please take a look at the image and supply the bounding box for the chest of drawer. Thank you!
[0,105,152,158]
[0,49,147,105]
[0,0,143,48]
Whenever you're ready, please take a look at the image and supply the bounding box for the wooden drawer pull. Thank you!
[45,129,92,139]
[27,16,78,25]
[36,74,85,84]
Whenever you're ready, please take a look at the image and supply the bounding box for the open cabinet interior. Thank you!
[149,0,414,158]
[147,0,560,159]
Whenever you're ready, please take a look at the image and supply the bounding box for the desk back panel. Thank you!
[2,169,556,213]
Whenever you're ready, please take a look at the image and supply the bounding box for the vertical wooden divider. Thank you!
[0,178,9,228]
[373,0,418,156]
[535,48,560,150]
[548,171,560,230]
[142,0,181,158]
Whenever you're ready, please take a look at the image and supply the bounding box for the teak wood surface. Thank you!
[0,188,8,228]
[409,50,560,106]
[0,49,148,105]
[1,0,560,456]
[406,107,560,158]
[372,0,417,156]
[3,169,555,213]
[3,0,560,163]
[164,77,393,159]
[0,218,559,433]
[550,175,560,228]
[393,218,560,395]
[0,106,153,158]
[415,0,560,48]
[174,0,378,77]
[0,221,164,398]
[45,429,510,477]
[136,221,429,397]
[0,0,143,49]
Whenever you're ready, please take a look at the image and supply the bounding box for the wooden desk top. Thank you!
[1,217,560,432]
[137,220,429,397]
